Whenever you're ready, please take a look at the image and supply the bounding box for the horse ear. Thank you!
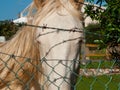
[73,0,84,9]
[34,0,44,9]
[79,0,84,8]
[74,0,84,3]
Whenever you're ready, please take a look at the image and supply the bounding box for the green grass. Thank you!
[73,60,120,90]
[75,74,120,90]
[80,60,116,69]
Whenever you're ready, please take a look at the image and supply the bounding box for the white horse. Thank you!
[0,0,84,90]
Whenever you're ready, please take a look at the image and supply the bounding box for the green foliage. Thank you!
[85,0,120,46]
[85,23,103,44]
[100,0,120,44]
[0,20,19,40]
[85,0,120,65]
[84,4,102,20]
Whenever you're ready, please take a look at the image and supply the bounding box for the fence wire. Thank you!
[0,21,120,90]
[0,51,120,90]
[0,23,120,90]
[15,23,120,39]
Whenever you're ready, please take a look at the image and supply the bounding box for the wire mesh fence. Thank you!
[0,23,120,90]
[0,51,120,90]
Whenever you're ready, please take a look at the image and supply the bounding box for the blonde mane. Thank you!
[0,26,42,89]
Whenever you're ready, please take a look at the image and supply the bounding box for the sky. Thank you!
[0,0,106,21]
[0,0,32,20]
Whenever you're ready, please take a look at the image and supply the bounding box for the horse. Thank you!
[0,0,84,90]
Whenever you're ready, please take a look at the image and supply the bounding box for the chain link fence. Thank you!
[0,51,120,90]
[0,23,120,90]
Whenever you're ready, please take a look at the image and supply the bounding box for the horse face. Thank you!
[37,31,82,60]
[36,11,83,60]
[36,13,83,89]
[35,2,83,90]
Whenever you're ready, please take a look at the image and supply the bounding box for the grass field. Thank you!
[76,74,120,90]
[74,60,120,90]
[80,60,117,69]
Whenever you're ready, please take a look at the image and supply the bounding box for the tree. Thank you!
[0,20,19,40]
[85,23,103,44]
[84,0,120,47]
[85,0,120,66]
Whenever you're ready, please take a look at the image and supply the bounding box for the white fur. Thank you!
[36,6,83,90]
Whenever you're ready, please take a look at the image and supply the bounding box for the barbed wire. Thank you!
[44,37,83,57]
[16,23,120,39]
[85,30,120,39]
[0,20,119,44]
[16,23,83,33]
[0,20,119,39]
